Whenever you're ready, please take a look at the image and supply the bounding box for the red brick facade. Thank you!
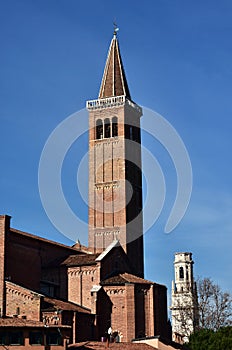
[0,216,170,343]
[0,33,171,347]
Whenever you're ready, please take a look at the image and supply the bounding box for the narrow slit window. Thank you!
[112,117,118,137]
[104,118,111,138]
[96,119,103,139]
[179,266,184,279]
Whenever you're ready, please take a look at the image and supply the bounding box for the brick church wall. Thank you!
[99,247,131,280]
[68,265,100,309]
[103,285,128,340]
[4,227,80,295]
[6,281,41,320]
[0,215,9,316]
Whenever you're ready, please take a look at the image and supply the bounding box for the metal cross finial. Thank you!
[113,22,119,36]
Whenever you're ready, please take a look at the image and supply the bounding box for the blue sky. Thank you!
[1,0,232,303]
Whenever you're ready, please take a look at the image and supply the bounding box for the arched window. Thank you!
[112,117,118,137]
[104,118,111,138]
[96,119,103,139]
[179,266,184,279]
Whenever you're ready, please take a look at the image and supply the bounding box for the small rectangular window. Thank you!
[0,332,7,345]
[9,331,24,345]
[46,332,62,346]
[29,331,43,345]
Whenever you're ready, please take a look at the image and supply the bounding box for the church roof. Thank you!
[98,33,131,100]
[101,272,153,286]
[10,227,81,253]
[0,318,70,328]
[61,253,100,267]
[42,296,91,313]
[69,341,156,349]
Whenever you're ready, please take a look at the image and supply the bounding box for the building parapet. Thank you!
[86,95,142,114]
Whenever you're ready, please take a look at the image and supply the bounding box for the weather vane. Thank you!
[113,21,119,35]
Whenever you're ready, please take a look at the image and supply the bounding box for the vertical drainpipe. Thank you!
[73,311,76,344]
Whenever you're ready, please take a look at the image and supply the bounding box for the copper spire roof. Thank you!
[98,33,131,100]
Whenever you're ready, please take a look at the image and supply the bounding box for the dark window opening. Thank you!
[9,331,24,345]
[46,332,62,346]
[125,124,141,142]
[96,119,103,139]
[112,117,118,137]
[104,118,111,138]
[179,267,184,279]
[0,332,7,345]
[40,282,59,298]
[29,332,43,345]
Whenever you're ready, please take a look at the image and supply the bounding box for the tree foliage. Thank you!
[187,326,232,350]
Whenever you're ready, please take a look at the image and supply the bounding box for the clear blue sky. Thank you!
[1,0,232,302]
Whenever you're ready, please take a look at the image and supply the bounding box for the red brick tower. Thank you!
[87,31,144,277]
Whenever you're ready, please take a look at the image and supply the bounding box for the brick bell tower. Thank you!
[87,30,144,277]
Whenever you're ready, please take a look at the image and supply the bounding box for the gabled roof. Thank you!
[95,240,120,261]
[101,272,153,286]
[6,280,43,297]
[10,228,81,253]
[42,296,91,314]
[61,253,100,267]
[98,33,131,99]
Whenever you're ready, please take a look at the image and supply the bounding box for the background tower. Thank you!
[87,32,144,277]
[171,252,198,342]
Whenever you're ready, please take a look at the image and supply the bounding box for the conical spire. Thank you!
[98,33,131,100]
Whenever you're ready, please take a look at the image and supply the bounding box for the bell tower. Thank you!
[171,252,198,342]
[87,31,144,277]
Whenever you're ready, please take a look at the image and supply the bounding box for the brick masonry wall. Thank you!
[0,215,11,316]
[103,285,128,340]
[5,229,80,295]
[99,246,131,281]
[88,105,131,253]
[88,102,144,277]
[67,264,100,310]
[6,281,41,320]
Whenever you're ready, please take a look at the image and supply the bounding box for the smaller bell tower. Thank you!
[171,252,198,342]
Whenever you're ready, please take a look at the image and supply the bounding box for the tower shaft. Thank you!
[87,96,144,277]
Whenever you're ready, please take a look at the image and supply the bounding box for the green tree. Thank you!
[188,327,232,350]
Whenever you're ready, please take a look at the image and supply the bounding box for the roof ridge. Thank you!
[10,227,79,251]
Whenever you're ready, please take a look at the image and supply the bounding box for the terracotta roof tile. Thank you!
[68,342,155,349]
[0,317,70,328]
[42,296,91,313]
[61,254,99,267]
[10,228,80,252]
[101,273,153,286]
